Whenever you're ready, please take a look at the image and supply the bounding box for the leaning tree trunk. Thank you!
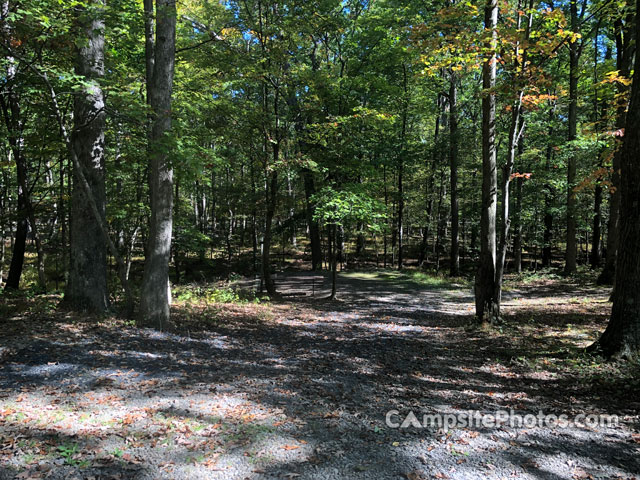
[592,1,640,357]
[502,1,532,279]
[140,0,177,329]
[475,0,500,323]
[67,0,109,311]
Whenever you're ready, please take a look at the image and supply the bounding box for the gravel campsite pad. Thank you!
[1,272,639,479]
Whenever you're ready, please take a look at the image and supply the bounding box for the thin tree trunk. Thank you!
[262,168,278,295]
[287,171,296,248]
[303,169,322,270]
[251,161,258,273]
[383,164,388,267]
[1,1,45,290]
[397,64,408,270]
[513,139,524,274]
[496,0,531,292]
[329,224,337,299]
[435,164,446,273]
[591,171,603,268]
[449,72,459,276]
[419,110,440,267]
[0,170,7,286]
[589,30,607,269]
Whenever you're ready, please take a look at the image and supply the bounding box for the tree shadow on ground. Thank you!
[0,272,638,479]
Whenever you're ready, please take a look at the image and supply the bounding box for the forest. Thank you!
[0,0,639,478]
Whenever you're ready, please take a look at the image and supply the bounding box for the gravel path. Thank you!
[0,272,638,479]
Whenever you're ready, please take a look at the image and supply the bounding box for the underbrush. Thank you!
[173,283,261,305]
[341,269,470,289]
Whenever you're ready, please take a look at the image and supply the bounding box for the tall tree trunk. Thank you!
[592,1,640,357]
[383,165,388,267]
[140,0,177,329]
[1,1,45,291]
[589,32,608,269]
[329,223,338,300]
[564,0,581,275]
[419,109,440,267]
[287,171,296,248]
[598,16,632,284]
[0,170,7,286]
[397,64,408,270]
[262,168,278,295]
[542,99,557,267]
[590,180,602,267]
[251,161,258,273]
[4,146,27,290]
[435,164,446,272]
[513,139,524,274]
[303,169,322,270]
[66,0,108,310]
[449,72,459,276]
[397,159,404,270]
[496,0,530,291]
[475,0,500,323]
[5,181,26,289]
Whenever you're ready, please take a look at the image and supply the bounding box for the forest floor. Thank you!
[0,270,639,480]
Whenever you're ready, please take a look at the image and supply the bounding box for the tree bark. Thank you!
[564,0,581,275]
[513,139,524,274]
[591,0,640,357]
[303,169,322,270]
[497,0,531,288]
[397,64,408,270]
[419,109,440,267]
[0,170,7,286]
[329,223,337,299]
[589,34,608,269]
[67,0,109,311]
[598,17,632,284]
[262,168,278,295]
[140,0,177,329]
[1,0,46,291]
[475,0,500,323]
[542,99,557,267]
[4,152,28,290]
[449,72,459,276]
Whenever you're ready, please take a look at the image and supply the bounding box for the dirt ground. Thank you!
[0,271,638,479]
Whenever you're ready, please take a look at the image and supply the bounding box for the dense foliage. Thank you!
[0,0,636,340]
